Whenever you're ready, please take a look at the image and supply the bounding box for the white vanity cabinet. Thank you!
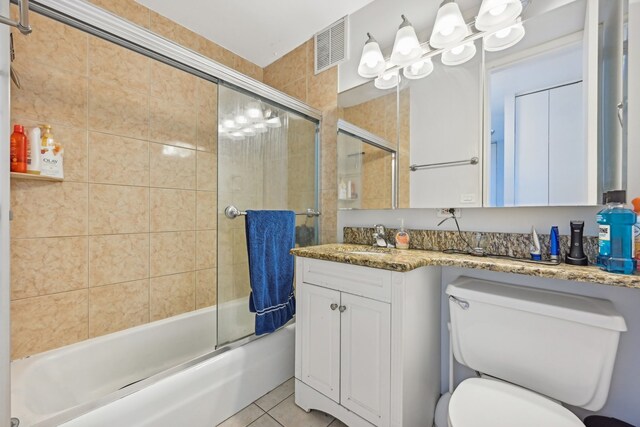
[294,258,441,427]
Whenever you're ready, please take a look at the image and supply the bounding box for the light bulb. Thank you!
[411,61,424,73]
[235,115,248,125]
[489,3,507,16]
[451,45,465,55]
[246,103,262,119]
[495,27,511,38]
[365,55,378,68]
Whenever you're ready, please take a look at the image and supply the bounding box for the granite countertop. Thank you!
[290,244,640,289]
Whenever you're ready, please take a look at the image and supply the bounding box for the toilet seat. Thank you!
[448,378,585,427]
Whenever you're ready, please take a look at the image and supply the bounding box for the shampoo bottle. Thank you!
[632,198,640,262]
[395,219,410,250]
[27,126,41,174]
[10,124,27,173]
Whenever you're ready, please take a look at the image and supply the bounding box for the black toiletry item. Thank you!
[566,220,589,266]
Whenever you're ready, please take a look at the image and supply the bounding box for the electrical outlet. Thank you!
[436,208,462,218]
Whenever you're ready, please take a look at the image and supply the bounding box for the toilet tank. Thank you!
[446,277,627,411]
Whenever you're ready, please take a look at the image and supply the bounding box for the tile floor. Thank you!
[217,378,348,427]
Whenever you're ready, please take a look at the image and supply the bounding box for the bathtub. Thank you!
[11,299,295,427]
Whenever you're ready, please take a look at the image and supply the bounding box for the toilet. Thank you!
[446,277,627,427]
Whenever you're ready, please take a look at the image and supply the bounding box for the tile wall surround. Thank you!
[343,227,600,263]
[7,0,266,360]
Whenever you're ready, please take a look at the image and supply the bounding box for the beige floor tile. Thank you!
[255,378,294,412]
[248,414,282,427]
[218,403,265,427]
[268,395,334,427]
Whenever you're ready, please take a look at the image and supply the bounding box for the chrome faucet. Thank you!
[373,224,388,247]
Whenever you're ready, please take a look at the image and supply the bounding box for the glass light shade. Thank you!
[403,58,434,79]
[390,15,423,66]
[246,102,263,119]
[475,0,523,31]
[483,19,525,51]
[442,42,477,65]
[235,114,248,125]
[374,69,399,89]
[429,1,469,49]
[266,117,282,128]
[222,118,239,129]
[357,33,386,78]
[242,128,256,136]
[230,131,244,139]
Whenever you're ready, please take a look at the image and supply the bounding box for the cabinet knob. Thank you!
[330,303,338,311]
[338,305,347,313]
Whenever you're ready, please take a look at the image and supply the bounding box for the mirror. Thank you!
[336,80,411,209]
[340,0,629,209]
[485,0,595,207]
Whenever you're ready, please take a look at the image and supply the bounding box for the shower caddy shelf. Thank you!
[10,172,63,182]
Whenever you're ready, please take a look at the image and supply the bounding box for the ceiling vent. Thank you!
[314,16,349,74]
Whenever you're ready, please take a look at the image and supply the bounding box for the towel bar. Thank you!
[224,205,321,220]
[410,157,479,172]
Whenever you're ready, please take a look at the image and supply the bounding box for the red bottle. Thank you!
[10,124,28,173]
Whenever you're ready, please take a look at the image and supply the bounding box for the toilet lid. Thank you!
[449,378,585,427]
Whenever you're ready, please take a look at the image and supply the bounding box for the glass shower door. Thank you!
[217,84,319,346]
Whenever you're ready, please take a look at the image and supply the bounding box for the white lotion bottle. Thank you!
[27,126,41,175]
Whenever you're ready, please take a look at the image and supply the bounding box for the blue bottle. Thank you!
[596,191,637,274]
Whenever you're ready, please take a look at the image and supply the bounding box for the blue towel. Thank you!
[245,210,296,335]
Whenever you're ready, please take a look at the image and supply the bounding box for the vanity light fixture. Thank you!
[357,33,386,78]
[475,0,523,31]
[441,41,477,65]
[483,18,525,51]
[390,15,423,66]
[246,102,263,119]
[356,0,525,90]
[403,58,434,79]
[429,0,469,49]
[374,69,400,89]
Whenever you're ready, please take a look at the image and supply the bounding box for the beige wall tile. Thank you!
[11,290,88,360]
[150,61,198,100]
[196,191,217,230]
[263,43,307,90]
[149,143,196,189]
[234,56,264,81]
[89,37,150,94]
[89,0,150,28]
[196,268,217,309]
[88,132,149,186]
[89,184,149,235]
[11,237,88,300]
[150,188,196,232]
[11,66,88,129]
[280,78,307,103]
[150,272,195,321]
[89,280,149,337]
[150,231,195,277]
[89,234,149,287]
[307,67,338,111]
[197,80,218,153]
[196,230,217,270]
[88,79,149,140]
[149,96,198,150]
[11,6,87,75]
[149,11,202,53]
[196,151,217,191]
[10,181,88,238]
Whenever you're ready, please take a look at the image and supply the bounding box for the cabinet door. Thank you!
[299,283,341,402]
[340,293,391,427]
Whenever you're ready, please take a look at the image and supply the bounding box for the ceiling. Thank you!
[135,0,375,67]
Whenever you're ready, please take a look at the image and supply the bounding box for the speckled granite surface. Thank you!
[344,227,600,263]
[290,244,640,289]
